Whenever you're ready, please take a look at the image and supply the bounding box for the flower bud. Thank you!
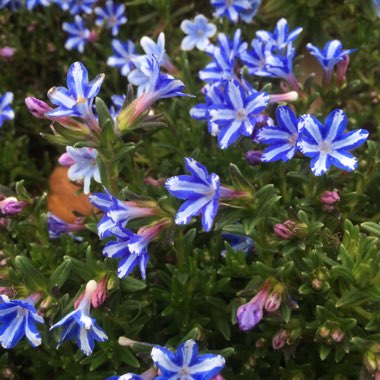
[91,276,108,308]
[274,221,295,240]
[25,97,53,118]
[0,197,28,216]
[245,150,262,166]
[311,278,323,290]
[265,284,284,312]
[269,91,299,104]
[336,54,350,87]
[272,329,290,350]
[331,328,344,342]
[364,351,377,374]
[318,326,330,338]
[320,190,340,205]
[58,152,76,167]
[0,46,16,60]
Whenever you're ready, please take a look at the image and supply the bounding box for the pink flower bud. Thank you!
[25,97,53,118]
[74,292,85,309]
[265,288,282,312]
[0,47,16,59]
[272,329,290,350]
[0,287,15,298]
[274,221,295,240]
[143,177,165,187]
[0,197,28,215]
[245,150,262,166]
[58,152,75,167]
[336,54,350,87]
[87,30,99,43]
[331,328,344,342]
[320,190,340,205]
[91,276,108,308]
[211,375,224,380]
[269,91,299,104]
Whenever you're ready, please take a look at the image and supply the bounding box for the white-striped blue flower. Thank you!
[59,146,101,194]
[107,39,136,76]
[62,16,90,53]
[257,105,300,162]
[50,280,108,356]
[47,212,84,240]
[61,0,96,14]
[240,0,261,23]
[211,0,251,23]
[240,38,271,76]
[0,294,44,349]
[221,232,254,256]
[257,18,302,52]
[108,375,142,380]
[298,109,369,176]
[151,339,225,380]
[46,61,104,131]
[180,15,216,51]
[208,80,269,149]
[166,158,221,232]
[25,0,50,10]
[0,92,14,127]
[306,40,356,84]
[95,0,127,36]
[140,32,167,66]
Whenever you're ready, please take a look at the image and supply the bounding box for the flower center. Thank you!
[288,134,298,146]
[196,29,204,37]
[236,108,247,121]
[179,367,190,376]
[109,16,117,25]
[318,140,332,154]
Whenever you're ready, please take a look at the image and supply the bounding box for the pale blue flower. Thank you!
[62,16,90,53]
[0,92,14,127]
[374,0,380,16]
[140,32,167,66]
[165,158,221,232]
[180,14,216,51]
[65,0,96,14]
[211,0,251,23]
[298,109,369,176]
[50,280,108,356]
[107,39,136,76]
[240,0,261,23]
[208,80,269,149]
[46,62,104,131]
[257,105,300,162]
[95,0,127,36]
[25,0,50,10]
[151,339,225,380]
[0,295,44,349]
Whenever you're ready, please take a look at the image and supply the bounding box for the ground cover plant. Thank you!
[1,0,380,379]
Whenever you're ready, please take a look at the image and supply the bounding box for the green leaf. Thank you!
[121,277,147,292]
[361,222,380,238]
[319,344,331,361]
[48,259,72,290]
[229,163,253,190]
[14,256,47,291]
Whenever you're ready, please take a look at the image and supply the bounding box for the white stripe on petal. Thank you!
[175,197,210,225]
[189,355,225,374]
[151,347,180,372]
[299,114,323,144]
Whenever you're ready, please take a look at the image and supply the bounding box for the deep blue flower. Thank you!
[59,146,101,194]
[62,16,90,53]
[151,339,225,380]
[257,18,302,52]
[0,92,14,127]
[47,212,84,240]
[298,109,369,176]
[221,232,254,256]
[306,40,356,84]
[63,0,96,14]
[257,105,300,162]
[165,158,221,231]
[180,14,216,51]
[0,294,44,349]
[211,0,251,23]
[107,39,136,76]
[0,0,21,10]
[240,38,270,76]
[208,80,269,149]
[46,61,104,131]
[50,280,108,356]
[95,0,127,36]
[260,44,295,81]
[240,0,261,23]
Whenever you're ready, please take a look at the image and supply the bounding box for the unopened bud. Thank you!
[25,97,52,118]
[336,54,350,87]
[272,329,290,350]
[311,278,323,290]
[0,197,28,215]
[118,336,138,347]
[274,221,295,240]
[331,328,344,342]
[92,276,108,308]
[364,351,377,373]
[265,284,284,312]
[58,152,75,167]
[320,190,340,205]
[269,91,299,104]
[245,150,262,166]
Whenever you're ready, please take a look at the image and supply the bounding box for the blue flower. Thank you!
[59,146,101,194]
[0,0,21,10]
[165,158,221,232]
[260,43,295,81]
[208,80,269,149]
[221,232,254,256]
[50,280,108,356]
[374,0,380,16]
[108,375,142,380]
[298,109,369,176]
[47,212,84,240]
[140,32,167,66]
[0,295,44,349]
[63,0,96,14]
[240,38,270,76]
[109,94,126,120]
[107,39,136,76]
[62,16,90,54]
[95,0,127,36]
[240,0,261,23]
[0,92,14,127]
[180,14,216,51]
[25,0,50,10]
[257,18,302,52]
[46,62,104,131]
[211,0,251,23]
[257,105,300,162]
[151,339,225,380]
[306,40,356,84]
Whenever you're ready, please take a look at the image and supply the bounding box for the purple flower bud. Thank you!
[245,150,262,166]
[265,284,284,312]
[58,152,75,167]
[0,47,16,59]
[0,287,15,298]
[336,54,350,86]
[274,220,296,240]
[272,329,290,350]
[0,197,28,216]
[25,97,52,119]
[91,276,108,308]
[320,190,340,205]
[236,283,271,331]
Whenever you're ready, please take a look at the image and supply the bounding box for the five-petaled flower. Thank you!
[180,15,217,51]
[62,16,91,54]
[50,280,108,356]
[208,80,269,149]
[46,61,104,132]
[0,294,44,349]
[107,39,136,76]
[211,0,251,23]
[298,109,368,176]
[151,339,225,380]
[95,0,127,36]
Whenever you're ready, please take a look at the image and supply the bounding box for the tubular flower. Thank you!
[151,339,225,380]
[297,109,368,176]
[0,294,44,349]
[50,280,108,356]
